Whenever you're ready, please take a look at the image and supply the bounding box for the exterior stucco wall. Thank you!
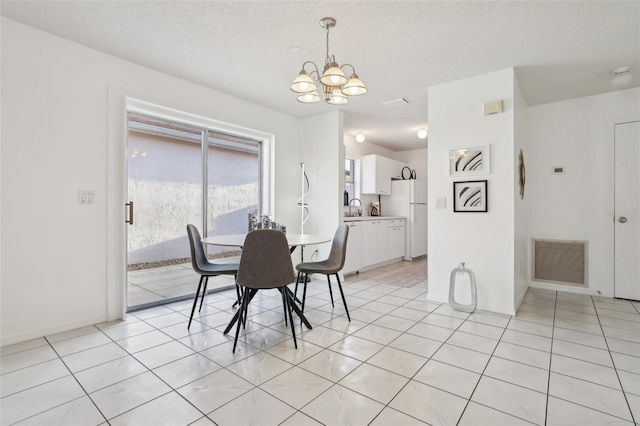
[127,131,258,265]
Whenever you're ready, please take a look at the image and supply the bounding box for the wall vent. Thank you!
[532,239,588,286]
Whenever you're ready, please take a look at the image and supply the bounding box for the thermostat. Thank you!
[484,100,504,116]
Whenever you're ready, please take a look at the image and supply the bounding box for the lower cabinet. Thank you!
[362,220,387,267]
[344,218,405,274]
[343,222,363,275]
[388,221,406,260]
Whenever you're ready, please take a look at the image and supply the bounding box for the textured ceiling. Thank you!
[2,1,639,151]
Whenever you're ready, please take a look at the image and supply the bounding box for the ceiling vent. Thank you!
[383,98,410,108]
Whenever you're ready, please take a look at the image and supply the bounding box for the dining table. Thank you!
[201,232,331,254]
[201,231,331,334]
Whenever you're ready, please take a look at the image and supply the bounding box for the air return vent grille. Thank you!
[532,239,588,286]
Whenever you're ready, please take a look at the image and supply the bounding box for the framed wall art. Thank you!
[449,145,490,176]
[453,180,488,212]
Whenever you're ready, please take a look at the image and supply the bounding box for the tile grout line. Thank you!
[455,309,538,426]
[591,296,637,424]
[43,335,110,425]
[360,304,449,425]
[96,317,221,424]
[542,290,558,426]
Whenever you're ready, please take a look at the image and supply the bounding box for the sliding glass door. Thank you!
[126,114,261,311]
[205,132,260,256]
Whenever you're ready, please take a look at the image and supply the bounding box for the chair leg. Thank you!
[233,288,250,353]
[335,273,351,321]
[242,289,249,329]
[294,272,300,298]
[188,275,205,329]
[326,275,335,307]
[282,288,288,326]
[284,288,298,349]
[199,276,209,312]
[243,289,255,329]
[301,273,309,313]
[233,274,241,308]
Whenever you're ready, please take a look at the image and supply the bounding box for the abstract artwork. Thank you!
[453,180,488,212]
[449,145,490,175]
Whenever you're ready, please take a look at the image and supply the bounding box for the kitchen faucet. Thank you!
[348,198,362,217]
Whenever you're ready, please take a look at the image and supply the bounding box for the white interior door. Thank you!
[614,121,640,300]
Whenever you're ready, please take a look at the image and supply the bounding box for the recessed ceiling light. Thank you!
[356,132,366,143]
[417,128,428,139]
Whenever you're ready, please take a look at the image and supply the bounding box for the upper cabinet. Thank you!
[361,154,409,195]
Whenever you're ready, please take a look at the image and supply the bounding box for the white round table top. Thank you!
[201,232,330,247]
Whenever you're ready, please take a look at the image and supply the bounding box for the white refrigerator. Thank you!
[383,179,427,260]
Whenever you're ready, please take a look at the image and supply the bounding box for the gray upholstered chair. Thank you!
[186,224,239,329]
[233,229,298,352]
[295,224,351,321]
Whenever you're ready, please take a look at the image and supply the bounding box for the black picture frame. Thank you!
[453,180,488,212]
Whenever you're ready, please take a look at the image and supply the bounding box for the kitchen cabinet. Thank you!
[343,222,363,275]
[362,220,387,266]
[343,217,406,274]
[361,154,409,195]
[387,220,406,260]
[346,218,405,270]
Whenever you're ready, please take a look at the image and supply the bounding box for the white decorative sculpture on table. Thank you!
[449,262,477,313]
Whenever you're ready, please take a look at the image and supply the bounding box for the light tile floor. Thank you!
[128,260,238,308]
[2,258,639,425]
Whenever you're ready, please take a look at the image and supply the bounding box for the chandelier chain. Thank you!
[325,25,331,64]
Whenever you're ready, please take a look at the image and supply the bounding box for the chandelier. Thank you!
[290,17,367,105]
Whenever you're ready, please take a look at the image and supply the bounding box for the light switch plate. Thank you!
[436,197,447,209]
[78,190,94,205]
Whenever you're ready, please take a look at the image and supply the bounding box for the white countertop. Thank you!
[343,216,406,222]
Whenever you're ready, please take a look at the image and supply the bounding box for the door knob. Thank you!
[618,216,627,223]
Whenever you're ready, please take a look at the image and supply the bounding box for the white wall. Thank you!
[428,68,517,315]
[396,149,428,184]
[344,136,397,159]
[1,18,338,345]
[527,87,640,297]
[299,111,343,261]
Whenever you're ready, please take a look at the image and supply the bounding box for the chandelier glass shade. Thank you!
[290,17,367,104]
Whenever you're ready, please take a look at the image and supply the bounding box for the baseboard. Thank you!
[514,285,528,312]
[426,290,516,316]
[528,281,603,297]
[1,314,107,348]
[346,257,404,276]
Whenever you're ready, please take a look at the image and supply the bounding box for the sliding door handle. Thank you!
[125,201,134,225]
